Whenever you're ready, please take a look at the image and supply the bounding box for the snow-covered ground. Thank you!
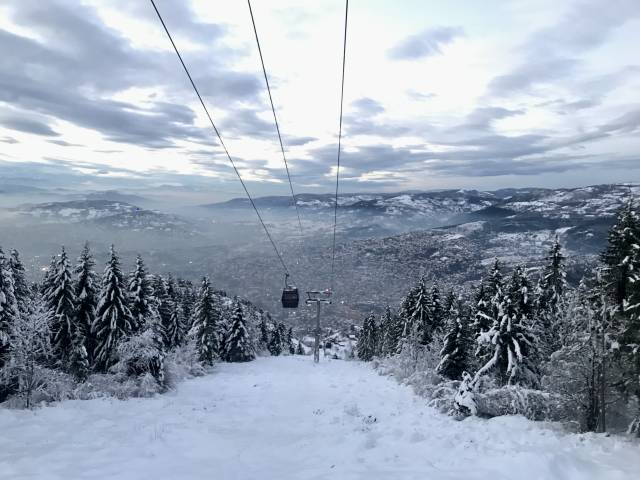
[1,357,638,480]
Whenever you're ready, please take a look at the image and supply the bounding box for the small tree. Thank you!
[223,302,255,362]
[1,303,51,408]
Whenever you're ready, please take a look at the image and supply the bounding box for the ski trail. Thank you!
[1,356,638,480]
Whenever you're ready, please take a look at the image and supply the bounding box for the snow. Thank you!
[1,356,639,479]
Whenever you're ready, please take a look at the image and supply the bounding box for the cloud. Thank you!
[0,0,264,149]
[388,26,463,60]
[487,0,640,98]
[47,139,85,147]
[0,110,59,136]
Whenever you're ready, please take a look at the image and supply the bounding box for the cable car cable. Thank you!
[149,0,292,278]
[329,0,349,293]
[247,0,304,240]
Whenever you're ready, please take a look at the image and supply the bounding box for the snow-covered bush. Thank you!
[113,328,166,388]
[163,340,206,389]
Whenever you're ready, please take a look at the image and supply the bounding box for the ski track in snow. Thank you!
[1,357,638,480]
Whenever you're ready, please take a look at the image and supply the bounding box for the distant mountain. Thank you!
[15,199,197,235]
[204,183,638,220]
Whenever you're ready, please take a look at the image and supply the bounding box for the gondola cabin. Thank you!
[281,286,299,308]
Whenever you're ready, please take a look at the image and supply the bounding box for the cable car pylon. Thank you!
[305,290,332,363]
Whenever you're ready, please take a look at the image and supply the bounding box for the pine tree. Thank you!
[380,306,402,356]
[93,246,133,372]
[538,237,567,311]
[287,327,295,355]
[412,278,433,345]
[151,275,171,341]
[179,280,196,334]
[399,285,418,338]
[268,323,283,356]
[476,283,539,387]
[9,249,30,317]
[601,200,640,308]
[223,302,255,362]
[357,313,378,361]
[430,283,445,334]
[128,254,152,333]
[258,315,270,352]
[189,277,220,365]
[473,260,504,363]
[0,247,19,370]
[46,247,82,371]
[74,242,98,365]
[437,297,472,380]
[158,275,184,349]
[40,255,57,297]
[601,199,640,435]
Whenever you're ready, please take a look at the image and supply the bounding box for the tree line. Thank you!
[0,243,298,407]
[357,199,640,435]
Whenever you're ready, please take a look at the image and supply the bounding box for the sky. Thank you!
[0,0,639,201]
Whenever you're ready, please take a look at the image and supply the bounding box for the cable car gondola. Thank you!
[281,274,299,308]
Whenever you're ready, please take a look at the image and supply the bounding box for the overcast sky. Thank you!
[0,0,639,199]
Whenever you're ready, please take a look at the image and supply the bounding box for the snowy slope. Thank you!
[1,357,638,480]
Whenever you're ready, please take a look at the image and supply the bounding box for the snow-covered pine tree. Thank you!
[268,322,283,356]
[601,199,640,310]
[47,246,84,373]
[486,258,503,296]
[287,327,295,355]
[430,283,445,334]
[476,279,539,387]
[357,313,378,361]
[473,260,503,363]
[179,280,196,334]
[151,275,171,342]
[538,236,567,311]
[379,306,402,356]
[9,249,30,317]
[223,302,255,362]
[162,275,185,349]
[93,246,133,372]
[258,314,270,352]
[600,199,640,435]
[40,255,57,297]
[74,242,98,365]
[436,297,472,381]
[412,277,433,345]
[399,285,418,339]
[0,247,19,371]
[128,254,152,333]
[189,277,220,365]
[537,238,568,356]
